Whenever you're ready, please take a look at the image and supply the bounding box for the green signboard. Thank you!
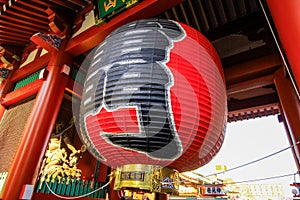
[94,0,140,25]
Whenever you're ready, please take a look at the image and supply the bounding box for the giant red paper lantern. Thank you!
[79,18,227,172]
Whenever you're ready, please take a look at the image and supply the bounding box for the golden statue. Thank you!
[39,117,86,188]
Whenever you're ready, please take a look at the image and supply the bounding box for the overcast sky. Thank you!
[195,115,297,198]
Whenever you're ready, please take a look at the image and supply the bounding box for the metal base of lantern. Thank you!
[113,164,179,195]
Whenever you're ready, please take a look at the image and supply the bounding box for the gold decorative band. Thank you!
[114,164,179,195]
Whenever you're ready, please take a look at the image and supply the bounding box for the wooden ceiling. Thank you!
[0,0,282,122]
[0,0,92,53]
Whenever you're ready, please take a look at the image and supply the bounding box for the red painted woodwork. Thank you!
[0,104,6,122]
[274,67,300,172]
[10,4,48,20]
[224,54,281,85]
[2,79,43,106]
[4,9,48,26]
[267,0,300,93]
[108,178,120,200]
[66,78,83,99]
[1,50,72,199]
[227,74,274,95]
[11,53,51,83]
[66,0,184,56]
[278,105,300,171]
[0,71,15,99]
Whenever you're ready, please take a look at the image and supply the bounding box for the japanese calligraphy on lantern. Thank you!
[93,0,140,24]
[77,18,227,172]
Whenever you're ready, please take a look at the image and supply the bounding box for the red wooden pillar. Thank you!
[278,105,300,171]
[0,82,7,121]
[266,0,300,92]
[1,48,72,199]
[0,104,6,122]
[274,67,300,172]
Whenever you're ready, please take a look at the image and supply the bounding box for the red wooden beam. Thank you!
[0,14,47,30]
[16,0,46,13]
[11,53,50,83]
[225,54,282,85]
[1,79,43,106]
[226,74,274,95]
[0,20,45,33]
[0,34,28,43]
[66,0,184,56]
[0,30,29,39]
[11,4,48,19]
[66,77,83,99]
[4,9,49,25]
